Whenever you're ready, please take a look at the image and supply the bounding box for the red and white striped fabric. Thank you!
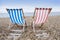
[34,8,52,24]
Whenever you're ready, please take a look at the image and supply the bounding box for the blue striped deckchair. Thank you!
[6,8,26,40]
[6,8,26,31]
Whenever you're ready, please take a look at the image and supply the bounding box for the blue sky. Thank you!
[0,0,60,13]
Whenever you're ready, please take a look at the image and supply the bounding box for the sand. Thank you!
[0,16,60,40]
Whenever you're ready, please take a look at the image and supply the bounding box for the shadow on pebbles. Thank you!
[17,27,49,40]
[17,26,60,40]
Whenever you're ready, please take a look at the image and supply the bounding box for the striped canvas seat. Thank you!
[33,8,52,32]
[34,8,52,24]
[6,9,25,25]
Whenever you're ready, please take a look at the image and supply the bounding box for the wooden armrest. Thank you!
[24,16,26,18]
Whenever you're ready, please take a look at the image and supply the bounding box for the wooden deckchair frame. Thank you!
[6,8,27,40]
[32,8,52,32]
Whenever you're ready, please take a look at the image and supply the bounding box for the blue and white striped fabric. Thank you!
[6,9,25,25]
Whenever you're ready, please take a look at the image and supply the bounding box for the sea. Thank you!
[0,12,60,18]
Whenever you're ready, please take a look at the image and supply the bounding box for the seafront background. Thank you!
[0,12,60,18]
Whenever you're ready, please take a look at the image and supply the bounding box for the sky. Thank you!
[0,0,60,13]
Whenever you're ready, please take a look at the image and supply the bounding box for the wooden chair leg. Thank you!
[24,21,27,32]
[33,22,35,32]
[23,24,25,32]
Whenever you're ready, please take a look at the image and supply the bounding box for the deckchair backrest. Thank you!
[6,9,24,24]
[34,8,52,24]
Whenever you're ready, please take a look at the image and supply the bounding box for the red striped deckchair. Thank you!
[33,8,52,32]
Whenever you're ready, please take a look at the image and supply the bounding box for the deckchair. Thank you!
[6,8,26,40]
[32,8,52,37]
